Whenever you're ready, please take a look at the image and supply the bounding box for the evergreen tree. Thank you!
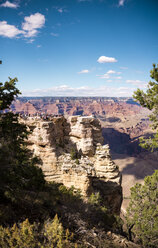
[126,170,158,247]
[0,78,45,224]
[133,64,158,151]
[127,64,158,247]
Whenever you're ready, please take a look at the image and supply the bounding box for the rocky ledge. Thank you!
[23,115,122,214]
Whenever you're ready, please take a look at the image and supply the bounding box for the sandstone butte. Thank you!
[23,115,122,214]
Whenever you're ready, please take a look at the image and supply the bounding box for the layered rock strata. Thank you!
[24,116,122,214]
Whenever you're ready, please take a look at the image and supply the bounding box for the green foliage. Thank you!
[75,158,79,164]
[58,185,81,201]
[70,148,77,160]
[88,192,101,206]
[0,77,20,111]
[0,219,38,248]
[126,170,158,247]
[0,215,76,248]
[0,78,45,224]
[43,215,64,248]
[39,136,43,141]
[133,64,158,151]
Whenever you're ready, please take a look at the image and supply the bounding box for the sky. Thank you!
[0,0,158,97]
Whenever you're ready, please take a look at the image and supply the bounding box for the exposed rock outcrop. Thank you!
[24,115,122,214]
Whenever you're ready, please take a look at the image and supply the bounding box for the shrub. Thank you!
[88,192,101,206]
[70,148,77,160]
[75,158,79,164]
[0,215,77,248]
[0,219,38,248]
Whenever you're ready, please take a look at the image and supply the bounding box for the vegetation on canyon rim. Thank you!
[126,64,158,247]
[0,64,158,247]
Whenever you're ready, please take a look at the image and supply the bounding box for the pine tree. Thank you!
[0,78,45,223]
[126,170,158,247]
[133,64,158,151]
[127,65,158,247]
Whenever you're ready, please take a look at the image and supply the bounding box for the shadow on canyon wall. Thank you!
[112,150,158,181]
[102,128,142,156]
[121,159,158,180]
[92,178,122,215]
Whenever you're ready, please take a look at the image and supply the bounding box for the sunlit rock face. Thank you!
[24,115,122,214]
[68,116,104,156]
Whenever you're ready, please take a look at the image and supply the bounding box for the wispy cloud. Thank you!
[57,8,64,13]
[0,13,45,40]
[0,1,18,8]
[126,80,147,88]
[97,56,117,63]
[78,69,89,74]
[118,0,125,6]
[98,73,110,79]
[22,85,135,97]
[53,6,67,13]
[97,70,122,79]
[114,76,122,79]
[26,38,35,43]
[51,32,59,37]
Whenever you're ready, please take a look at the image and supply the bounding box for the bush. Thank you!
[88,192,101,206]
[70,148,77,160]
[0,215,76,248]
[0,219,38,248]
[75,158,79,164]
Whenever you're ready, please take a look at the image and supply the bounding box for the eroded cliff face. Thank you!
[24,116,122,214]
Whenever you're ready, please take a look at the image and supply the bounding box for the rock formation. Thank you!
[24,115,122,214]
[11,97,151,156]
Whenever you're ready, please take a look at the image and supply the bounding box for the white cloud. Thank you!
[25,29,38,38]
[0,21,24,38]
[118,0,125,6]
[22,13,45,37]
[22,85,135,97]
[78,69,89,74]
[57,8,63,13]
[107,70,116,74]
[37,45,41,48]
[0,13,45,40]
[126,80,147,88]
[98,70,122,79]
[0,1,18,8]
[97,56,117,63]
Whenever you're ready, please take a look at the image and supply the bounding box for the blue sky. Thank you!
[0,0,158,97]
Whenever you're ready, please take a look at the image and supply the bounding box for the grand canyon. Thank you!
[10,97,158,213]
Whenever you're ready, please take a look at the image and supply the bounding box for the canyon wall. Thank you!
[12,97,151,156]
[24,116,122,214]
